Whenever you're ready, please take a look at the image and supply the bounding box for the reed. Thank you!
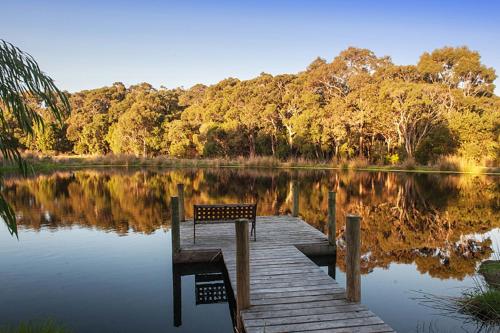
[1,153,497,174]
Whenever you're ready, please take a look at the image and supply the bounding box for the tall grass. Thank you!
[2,152,497,174]
[458,287,500,323]
[434,155,486,173]
[414,274,500,330]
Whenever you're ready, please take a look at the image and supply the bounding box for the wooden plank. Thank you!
[243,299,360,313]
[250,293,347,306]
[244,316,385,333]
[250,289,345,300]
[242,304,368,320]
[305,324,395,333]
[250,284,342,294]
[244,310,375,327]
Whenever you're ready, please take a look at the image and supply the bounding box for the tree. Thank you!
[2,45,498,168]
[417,46,496,97]
[381,81,453,158]
[0,40,69,235]
[66,82,126,154]
[107,87,181,156]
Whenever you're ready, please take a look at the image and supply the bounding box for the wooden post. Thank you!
[177,184,185,222]
[292,180,299,217]
[235,219,250,330]
[328,191,336,246]
[346,214,361,302]
[171,196,180,254]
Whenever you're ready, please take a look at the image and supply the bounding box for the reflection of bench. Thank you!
[195,273,227,305]
[193,204,257,242]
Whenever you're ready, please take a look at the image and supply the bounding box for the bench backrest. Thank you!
[194,204,256,223]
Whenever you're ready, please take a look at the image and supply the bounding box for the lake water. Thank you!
[0,168,499,332]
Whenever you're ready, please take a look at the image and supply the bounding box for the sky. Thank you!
[2,0,499,93]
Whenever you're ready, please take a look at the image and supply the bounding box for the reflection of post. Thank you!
[177,184,185,222]
[171,196,180,254]
[292,180,299,217]
[235,219,250,331]
[171,196,182,327]
[328,191,336,246]
[173,264,182,327]
[346,214,361,302]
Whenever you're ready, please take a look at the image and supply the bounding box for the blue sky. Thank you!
[2,0,499,92]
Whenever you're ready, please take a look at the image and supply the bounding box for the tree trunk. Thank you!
[248,132,256,158]
[359,135,363,157]
[271,134,276,156]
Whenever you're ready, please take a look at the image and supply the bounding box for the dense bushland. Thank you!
[6,46,499,166]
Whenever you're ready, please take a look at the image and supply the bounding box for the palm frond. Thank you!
[0,39,69,236]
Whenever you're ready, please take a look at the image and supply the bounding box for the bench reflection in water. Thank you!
[172,262,236,328]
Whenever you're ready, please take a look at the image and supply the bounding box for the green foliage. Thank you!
[4,45,499,173]
[447,97,499,163]
[415,125,457,164]
[0,40,68,235]
[386,153,400,165]
[417,46,496,97]
[458,287,500,324]
[479,261,500,274]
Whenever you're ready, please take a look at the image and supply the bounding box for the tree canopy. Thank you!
[11,46,499,167]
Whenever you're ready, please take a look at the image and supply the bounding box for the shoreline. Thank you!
[1,155,499,176]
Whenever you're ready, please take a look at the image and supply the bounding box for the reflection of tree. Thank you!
[331,173,498,280]
[3,169,499,280]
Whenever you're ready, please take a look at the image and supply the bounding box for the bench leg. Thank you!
[193,222,196,244]
[251,221,256,241]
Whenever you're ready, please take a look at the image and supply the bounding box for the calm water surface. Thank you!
[0,168,499,332]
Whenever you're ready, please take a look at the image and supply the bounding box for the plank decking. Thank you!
[177,216,394,333]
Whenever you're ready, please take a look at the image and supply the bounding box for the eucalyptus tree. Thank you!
[0,40,69,235]
[417,46,496,97]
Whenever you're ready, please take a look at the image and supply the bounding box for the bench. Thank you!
[193,204,257,243]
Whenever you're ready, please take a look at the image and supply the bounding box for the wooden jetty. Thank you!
[173,214,394,333]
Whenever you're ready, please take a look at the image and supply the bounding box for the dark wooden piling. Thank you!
[235,219,250,330]
[171,196,180,253]
[177,183,185,222]
[346,214,361,302]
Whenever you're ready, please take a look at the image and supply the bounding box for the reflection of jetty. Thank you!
[173,214,394,332]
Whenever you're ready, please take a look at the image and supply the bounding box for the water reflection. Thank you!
[4,168,499,282]
[171,262,236,330]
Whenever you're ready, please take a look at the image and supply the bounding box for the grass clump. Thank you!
[479,261,500,274]
[0,320,70,333]
[457,287,500,324]
[415,260,500,330]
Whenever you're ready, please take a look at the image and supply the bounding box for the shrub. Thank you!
[385,153,399,165]
[401,157,416,170]
[348,157,369,169]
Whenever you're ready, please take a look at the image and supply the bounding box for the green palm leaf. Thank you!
[0,39,69,236]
